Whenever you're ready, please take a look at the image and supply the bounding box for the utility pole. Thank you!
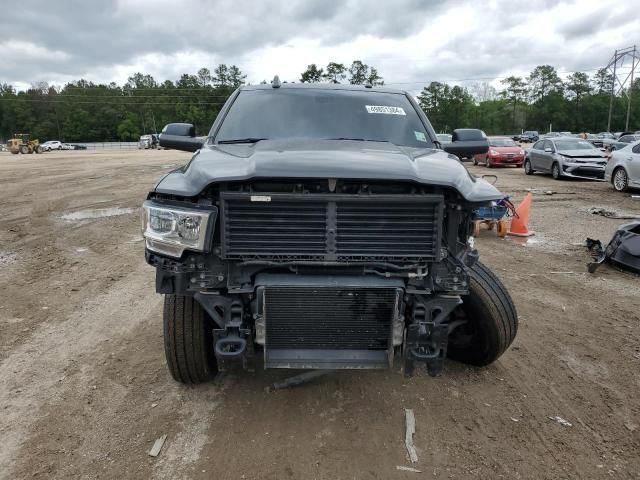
[607,49,617,132]
[626,45,636,131]
[54,105,62,140]
[606,45,640,132]
[151,111,157,134]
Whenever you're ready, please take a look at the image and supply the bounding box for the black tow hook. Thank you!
[214,336,247,358]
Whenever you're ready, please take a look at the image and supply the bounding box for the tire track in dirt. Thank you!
[151,383,228,480]
[0,267,159,479]
[480,247,640,477]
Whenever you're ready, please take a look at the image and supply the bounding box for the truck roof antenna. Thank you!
[271,75,281,89]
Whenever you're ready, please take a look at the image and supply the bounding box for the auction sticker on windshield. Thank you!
[365,105,406,115]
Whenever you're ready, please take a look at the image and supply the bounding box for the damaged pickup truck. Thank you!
[143,81,517,383]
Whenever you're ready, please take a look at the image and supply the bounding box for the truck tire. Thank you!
[164,295,217,384]
[20,145,29,154]
[447,262,517,366]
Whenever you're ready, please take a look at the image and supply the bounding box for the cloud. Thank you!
[562,7,609,39]
[0,0,637,90]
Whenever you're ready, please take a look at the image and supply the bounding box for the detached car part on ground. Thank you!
[143,83,517,383]
[587,222,640,274]
[524,137,608,180]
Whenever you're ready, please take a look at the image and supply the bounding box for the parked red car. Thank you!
[473,138,525,167]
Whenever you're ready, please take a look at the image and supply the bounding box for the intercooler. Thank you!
[220,192,443,262]
[255,274,404,369]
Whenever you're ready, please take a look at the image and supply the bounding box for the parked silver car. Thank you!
[138,134,152,149]
[524,137,608,180]
[606,133,640,152]
[604,140,640,191]
[41,140,63,151]
[436,133,452,144]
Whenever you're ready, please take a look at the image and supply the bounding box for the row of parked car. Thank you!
[40,140,87,151]
[41,135,162,151]
[513,130,640,151]
[471,134,640,192]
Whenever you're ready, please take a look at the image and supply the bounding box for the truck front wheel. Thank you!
[447,262,518,366]
[164,295,217,384]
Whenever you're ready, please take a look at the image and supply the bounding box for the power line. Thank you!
[0,65,617,108]
[48,86,240,92]
[384,67,604,86]
[27,93,232,98]
[10,66,605,91]
[0,98,227,105]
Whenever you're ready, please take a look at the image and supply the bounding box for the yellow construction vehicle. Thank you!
[7,133,42,154]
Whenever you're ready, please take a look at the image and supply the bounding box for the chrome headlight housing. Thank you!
[142,201,216,258]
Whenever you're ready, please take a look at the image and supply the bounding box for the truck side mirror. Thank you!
[159,123,204,152]
[442,128,489,157]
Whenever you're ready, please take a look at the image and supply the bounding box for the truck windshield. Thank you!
[214,88,433,148]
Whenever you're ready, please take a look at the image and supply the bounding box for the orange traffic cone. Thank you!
[508,192,535,237]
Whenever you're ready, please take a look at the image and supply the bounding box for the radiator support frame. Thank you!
[255,274,404,370]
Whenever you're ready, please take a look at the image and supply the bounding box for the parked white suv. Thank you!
[41,140,63,151]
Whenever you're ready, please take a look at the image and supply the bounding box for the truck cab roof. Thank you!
[240,82,407,96]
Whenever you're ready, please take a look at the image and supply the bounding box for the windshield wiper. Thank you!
[217,137,268,144]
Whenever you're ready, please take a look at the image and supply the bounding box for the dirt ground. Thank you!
[1,149,639,480]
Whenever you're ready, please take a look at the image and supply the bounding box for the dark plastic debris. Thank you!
[587,222,640,274]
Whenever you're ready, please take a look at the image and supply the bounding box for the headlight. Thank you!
[142,201,216,258]
[490,149,499,156]
[519,149,525,155]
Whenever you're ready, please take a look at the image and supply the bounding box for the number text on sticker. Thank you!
[365,105,406,116]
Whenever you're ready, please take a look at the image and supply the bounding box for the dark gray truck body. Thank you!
[144,83,516,380]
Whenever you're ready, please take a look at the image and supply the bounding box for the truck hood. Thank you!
[154,139,502,203]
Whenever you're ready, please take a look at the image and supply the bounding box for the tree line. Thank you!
[0,64,246,143]
[299,60,384,85]
[0,62,637,143]
[418,66,639,134]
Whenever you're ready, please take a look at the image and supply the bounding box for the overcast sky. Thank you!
[1,0,639,93]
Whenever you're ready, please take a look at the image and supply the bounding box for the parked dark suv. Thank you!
[518,131,539,143]
[143,82,517,383]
